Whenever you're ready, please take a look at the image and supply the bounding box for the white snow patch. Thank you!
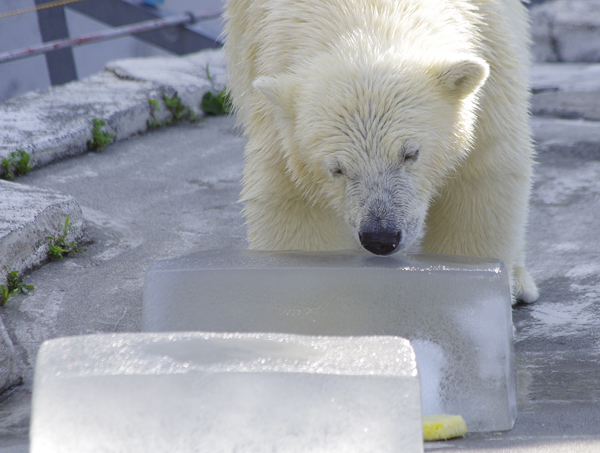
[550,242,582,252]
[529,300,597,337]
[48,167,98,184]
[534,163,600,206]
[566,263,600,279]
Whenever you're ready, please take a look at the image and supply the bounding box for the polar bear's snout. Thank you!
[359,230,402,255]
[347,167,421,256]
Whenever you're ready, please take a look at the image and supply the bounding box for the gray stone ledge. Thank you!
[531,63,600,93]
[0,181,85,287]
[532,92,600,121]
[0,316,21,395]
[0,48,226,171]
[530,0,600,63]
[530,63,600,121]
[531,117,600,159]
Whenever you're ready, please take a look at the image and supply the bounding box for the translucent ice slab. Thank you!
[143,250,516,432]
[30,332,423,453]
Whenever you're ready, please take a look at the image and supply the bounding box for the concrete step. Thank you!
[530,63,600,148]
[532,92,600,121]
[0,49,226,171]
[531,63,600,92]
[530,0,600,63]
[531,63,600,121]
[531,117,600,159]
[0,48,228,288]
[0,316,21,395]
[0,180,85,287]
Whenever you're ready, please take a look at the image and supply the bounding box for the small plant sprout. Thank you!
[201,89,231,116]
[0,286,8,306]
[201,63,231,116]
[1,266,34,306]
[205,62,218,91]
[88,119,115,151]
[163,92,196,123]
[46,217,86,260]
[147,94,197,129]
[1,149,32,180]
[147,98,162,129]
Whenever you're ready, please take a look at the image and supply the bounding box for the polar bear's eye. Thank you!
[330,166,344,177]
[402,142,420,161]
[325,158,345,178]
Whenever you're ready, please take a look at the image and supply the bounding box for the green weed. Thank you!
[147,93,197,129]
[1,266,34,306]
[163,92,197,123]
[0,286,8,306]
[1,149,32,180]
[201,63,231,116]
[147,98,162,129]
[46,217,86,260]
[201,89,231,116]
[88,119,115,151]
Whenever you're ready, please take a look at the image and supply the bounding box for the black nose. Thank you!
[359,231,402,255]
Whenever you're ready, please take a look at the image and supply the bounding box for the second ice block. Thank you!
[31,333,422,453]
[143,250,516,432]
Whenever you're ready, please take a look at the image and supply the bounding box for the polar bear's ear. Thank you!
[253,75,297,118]
[437,57,489,99]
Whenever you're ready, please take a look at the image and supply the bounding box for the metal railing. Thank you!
[3,0,223,86]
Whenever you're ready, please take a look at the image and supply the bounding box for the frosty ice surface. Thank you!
[143,249,516,431]
[30,332,423,453]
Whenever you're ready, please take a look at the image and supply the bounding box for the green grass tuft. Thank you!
[163,92,197,123]
[147,93,198,129]
[201,89,231,116]
[201,63,231,116]
[1,266,34,306]
[1,149,32,180]
[46,217,86,260]
[88,119,115,151]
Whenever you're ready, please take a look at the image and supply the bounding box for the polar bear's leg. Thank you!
[512,254,540,304]
[420,142,539,304]
[421,0,539,304]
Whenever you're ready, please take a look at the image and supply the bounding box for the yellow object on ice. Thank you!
[422,414,467,441]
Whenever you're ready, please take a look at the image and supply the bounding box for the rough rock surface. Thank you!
[0,318,21,394]
[0,182,85,286]
[530,0,600,62]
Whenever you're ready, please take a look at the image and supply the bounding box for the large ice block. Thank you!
[143,250,516,432]
[30,332,423,453]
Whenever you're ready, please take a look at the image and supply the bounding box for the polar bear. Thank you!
[224,0,539,303]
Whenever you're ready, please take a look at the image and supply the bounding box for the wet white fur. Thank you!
[224,0,539,303]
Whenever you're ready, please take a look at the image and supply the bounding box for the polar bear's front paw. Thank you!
[512,266,539,305]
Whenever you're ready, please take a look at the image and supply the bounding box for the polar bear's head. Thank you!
[254,53,488,255]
